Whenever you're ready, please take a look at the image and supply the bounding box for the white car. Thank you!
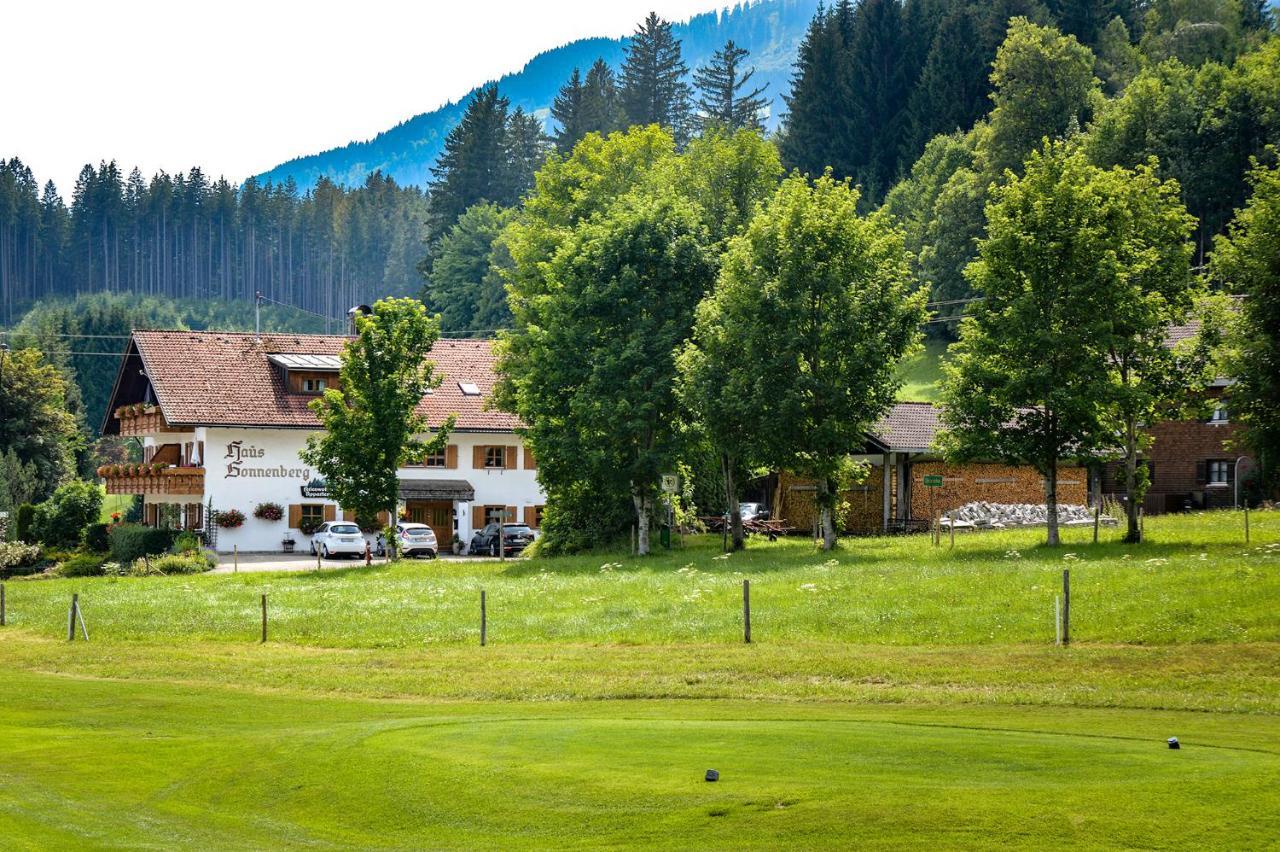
[394,523,438,558]
[309,522,367,558]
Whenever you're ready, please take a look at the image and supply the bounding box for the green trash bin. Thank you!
[660,524,671,549]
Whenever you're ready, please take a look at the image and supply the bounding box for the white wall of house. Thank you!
[145,427,544,553]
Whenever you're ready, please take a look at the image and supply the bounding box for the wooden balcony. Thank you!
[100,465,205,496]
[115,406,193,438]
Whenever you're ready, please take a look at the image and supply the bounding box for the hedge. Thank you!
[83,523,111,553]
[15,504,35,543]
[109,525,181,564]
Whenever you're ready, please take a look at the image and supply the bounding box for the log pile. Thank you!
[939,502,1117,529]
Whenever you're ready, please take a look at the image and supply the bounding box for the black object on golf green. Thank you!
[705,769,719,782]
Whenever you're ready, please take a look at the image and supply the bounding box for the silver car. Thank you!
[395,523,438,558]
[309,522,366,558]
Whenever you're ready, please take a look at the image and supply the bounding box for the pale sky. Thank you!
[1,0,725,197]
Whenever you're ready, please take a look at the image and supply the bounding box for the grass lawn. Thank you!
[98,486,133,523]
[1,511,1277,847]
[896,338,948,401]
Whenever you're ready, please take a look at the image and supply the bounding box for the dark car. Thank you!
[470,522,534,557]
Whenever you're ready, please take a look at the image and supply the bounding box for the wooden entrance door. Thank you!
[406,500,453,546]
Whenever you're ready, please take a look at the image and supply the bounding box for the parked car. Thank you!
[394,523,438,558]
[309,522,366,558]
[740,502,770,522]
[470,522,535,557]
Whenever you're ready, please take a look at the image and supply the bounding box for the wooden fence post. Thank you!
[480,589,487,647]
[233,544,238,573]
[949,512,955,549]
[68,593,77,642]
[1093,504,1100,544]
[1,583,5,627]
[260,594,267,643]
[1062,569,1070,647]
[743,579,751,644]
[1245,504,1250,544]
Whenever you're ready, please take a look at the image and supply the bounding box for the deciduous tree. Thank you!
[301,299,453,547]
[696,172,924,550]
[1211,160,1280,495]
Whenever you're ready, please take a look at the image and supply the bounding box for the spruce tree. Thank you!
[581,58,624,138]
[904,6,991,156]
[780,4,855,180]
[846,0,910,201]
[619,12,693,142]
[552,68,588,153]
[503,106,552,203]
[428,85,512,241]
[693,39,769,132]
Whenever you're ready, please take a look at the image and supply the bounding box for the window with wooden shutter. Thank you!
[505,446,517,469]
[446,444,458,469]
[288,504,302,527]
[323,504,337,521]
[473,445,485,469]
[505,505,517,523]
[523,447,537,470]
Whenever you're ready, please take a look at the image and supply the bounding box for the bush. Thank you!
[109,524,180,564]
[15,504,35,542]
[59,553,106,577]
[101,561,126,576]
[171,531,203,554]
[83,523,111,553]
[254,502,284,521]
[0,541,42,575]
[131,553,210,575]
[30,480,103,549]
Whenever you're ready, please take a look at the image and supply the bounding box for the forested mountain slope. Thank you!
[254,0,819,190]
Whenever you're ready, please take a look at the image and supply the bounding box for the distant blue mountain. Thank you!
[254,0,821,191]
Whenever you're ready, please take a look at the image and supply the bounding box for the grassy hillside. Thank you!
[897,338,948,401]
[1,512,1276,847]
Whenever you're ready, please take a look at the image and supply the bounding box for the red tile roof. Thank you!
[124,330,520,432]
[869,402,943,452]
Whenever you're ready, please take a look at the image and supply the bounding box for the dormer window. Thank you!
[459,382,481,396]
[1209,405,1228,425]
[303,378,327,393]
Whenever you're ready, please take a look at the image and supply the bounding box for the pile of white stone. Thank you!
[939,501,1114,529]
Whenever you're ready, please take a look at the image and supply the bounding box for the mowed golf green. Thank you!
[1,511,1278,848]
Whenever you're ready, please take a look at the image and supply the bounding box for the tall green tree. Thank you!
[904,6,991,153]
[421,203,516,335]
[1211,160,1280,494]
[503,192,714,555]
[701,172,924,550]
[552,68,589,153]
[693,39,769,132]
[581,59,625,139]
[940,143,1132,546]
[503,107,552,202]
[780,2,857,181]
[0,346,82,503]
[300,298,453,543]
[984,17,1102,175]
[619,12,693,142]
[845,0,912,200]
[1090,158,1204,542]
[428,85,514,240]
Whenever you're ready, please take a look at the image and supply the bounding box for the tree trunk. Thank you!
[1045,462,1060,547]
[634,493,651,556]
[723,452,744,551]
[817,476,837,551]
[1123,421,1141,544]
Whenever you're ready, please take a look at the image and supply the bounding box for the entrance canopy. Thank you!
[398,479,475,502]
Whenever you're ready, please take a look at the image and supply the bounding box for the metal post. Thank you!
[743,579,751,644]
[1054,595,1061,646]
[233,544,238,573]
[1,583,5,626]
[949,511,955,549]
[1245,504,1250,544]
[261,594,267,643]
[480,589,487,646]
[1093,504,1100,544]
[1062,569,1070,647]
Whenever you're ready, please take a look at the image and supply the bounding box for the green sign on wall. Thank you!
[922,474,944,488]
